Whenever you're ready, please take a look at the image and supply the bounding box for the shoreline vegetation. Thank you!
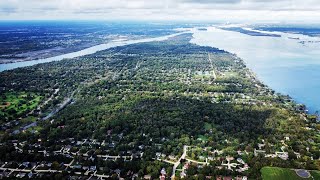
[0,21,182,65]
[0,33,319,179]
[0,42,102,64]
[0,32,186,72]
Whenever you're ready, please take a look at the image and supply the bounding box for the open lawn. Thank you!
[261,167,320,180]
[194,70,215,79]
[310,170,320,179]
[0,92,42,122]
[222,71,239,78]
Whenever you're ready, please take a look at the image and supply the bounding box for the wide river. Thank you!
[0,32,183,72]
[191,27,320,113]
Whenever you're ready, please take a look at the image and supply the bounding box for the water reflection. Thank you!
[191,27,320,113]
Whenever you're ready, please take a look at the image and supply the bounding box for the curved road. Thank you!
[171,145,188,179]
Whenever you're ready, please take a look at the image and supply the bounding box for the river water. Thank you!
[0,32,184,72]
[191,27,320,113]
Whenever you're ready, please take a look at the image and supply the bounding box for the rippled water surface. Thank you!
[191,27,320,113]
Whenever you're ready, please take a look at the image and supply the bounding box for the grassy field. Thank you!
[261,167,320,180]
[310,170,320,179]
[0,92,42,122]
[222,71,239,78]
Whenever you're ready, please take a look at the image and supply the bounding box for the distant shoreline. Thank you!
[0,32,186,72]
[0,42,100,65]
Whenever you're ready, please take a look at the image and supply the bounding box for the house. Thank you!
[0,171,9,178]
[265,154,277,158]
[47,162,52,167]
[294,152,301,159]
[107,129,112,136]
[28,172,33,178]
[216,166,223,170]
[237,158,245,164]
[208,156,214,161]
[127,150,132,154]
[213,149,223,155]
[63,145,72,153]
[275,152,288,160]
[169,155,176,160]
[160,174,166,180]
[144,175,152,179]
[89,156,95,161]
[118,133,124,139]
[308,139,314,143]
[258,143,265,150]
[237,164,249,172]
[76,141,82,145]
[133,174,139,178]
[180,171,187,178]
[160,168,166,175]
[22,162,30,167]
[73,164,82,169]
[254,149,266,156]
[226,156,234,162]
[109,142,115,148]
[237,151,243,155]
[90,166,97,171]
[156,152,161,158]
[16,172,26,178]
[115,169,121,175]
[30,162,37,169]
[127,170,132,176]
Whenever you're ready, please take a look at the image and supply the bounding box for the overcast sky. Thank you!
[0,0,320,23]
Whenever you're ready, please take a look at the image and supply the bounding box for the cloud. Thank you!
[0,7,17,14]
[181,0,242,4]
[0,0,320,22]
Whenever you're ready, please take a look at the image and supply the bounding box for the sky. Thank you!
[0,0,320,23]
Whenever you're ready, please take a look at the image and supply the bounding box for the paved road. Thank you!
[208,53,217,79]
[42,98,71,120]
[0,167,110,179]
[0,167,62,173]
[171,145,187,179]
[185,158,208,165]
